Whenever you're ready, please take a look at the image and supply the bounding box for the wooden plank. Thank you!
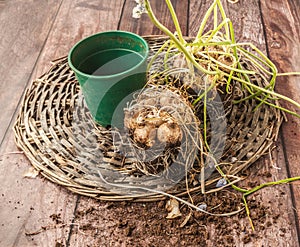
[30,0,125,78]
[0,130,78,247]
[0,0,7,12]
[189,0,266,50]
[0,1,72,246]
[0,0,63,144]
[260,0,300,232]
[119,0,189,36]
[0,0,125,246]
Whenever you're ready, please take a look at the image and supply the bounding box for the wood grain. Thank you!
[189,0,266,50]
[119,0,189,36]
[260,0,300,233]
[0,0,63,144]
[0,0,7,12]
[0,0,125,246]
[0,129,78,247]
[0,1,73,245]
[30,0,125,78]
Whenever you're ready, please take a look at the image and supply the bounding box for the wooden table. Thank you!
[0,0,299,246]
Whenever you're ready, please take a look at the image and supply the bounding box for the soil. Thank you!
[54,161,283,247]
[67,190,272,247]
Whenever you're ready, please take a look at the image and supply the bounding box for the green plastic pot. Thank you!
[68,31,149,127]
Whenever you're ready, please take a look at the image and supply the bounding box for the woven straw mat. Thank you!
[13,35,282,201]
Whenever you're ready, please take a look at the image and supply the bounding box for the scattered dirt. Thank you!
[39,159,292,246]
[66,161,283,247]
[69,189,272,247]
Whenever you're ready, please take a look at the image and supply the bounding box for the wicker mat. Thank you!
[13,36,282,201]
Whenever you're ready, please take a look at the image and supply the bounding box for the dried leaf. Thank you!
[165,198,182,219]
[180,211,192,228]
[23,167,39,178]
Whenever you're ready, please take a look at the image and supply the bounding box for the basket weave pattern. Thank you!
[13,36,282,201]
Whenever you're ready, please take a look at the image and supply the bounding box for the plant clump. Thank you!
[118,86,201,178]
[124,107,182,149]
[126,0,300,229]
